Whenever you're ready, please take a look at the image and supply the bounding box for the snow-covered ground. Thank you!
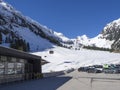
[33,47,120,73]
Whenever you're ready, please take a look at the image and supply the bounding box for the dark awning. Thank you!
[0,45,41,61]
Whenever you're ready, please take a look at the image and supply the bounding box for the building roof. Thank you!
[0,45,41,60]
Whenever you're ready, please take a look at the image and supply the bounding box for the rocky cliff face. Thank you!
[102,19,120,51]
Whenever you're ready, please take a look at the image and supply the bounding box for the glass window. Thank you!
[0,69,4,74]
[0,56,7,62]
[16,63,22,68]
[16,63,24,74]
[7,57,11,62]
[11,57,16,62]
[8,63,14,68]
[7,68,15,74]
[0,62,5,75]
[0,63,4,68]
[7,63,15,75]
[16,68,23,74]
[19,59,25,63]
[0,56,25,75]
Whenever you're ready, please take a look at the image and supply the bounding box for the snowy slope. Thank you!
[73,34,114,49]
[89,34,114,48]
[76,35,90,45]
[0,0,73,51]
[72,18,120,50]
[12,27,54,51]
[33,47,120,72]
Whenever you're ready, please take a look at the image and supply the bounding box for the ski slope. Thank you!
[33,47,120,73]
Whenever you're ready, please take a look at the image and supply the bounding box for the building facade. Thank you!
[0,46,42,84]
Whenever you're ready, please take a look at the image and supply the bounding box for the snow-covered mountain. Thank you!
[72,34,114,50]
[73,18,120,51]
[0,0,73,51]
[0,0,120,52]
[101,18,120,51]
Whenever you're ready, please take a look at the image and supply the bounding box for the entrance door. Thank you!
[24,63,33,80]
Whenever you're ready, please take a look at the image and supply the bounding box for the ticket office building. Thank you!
[0,46,42,84]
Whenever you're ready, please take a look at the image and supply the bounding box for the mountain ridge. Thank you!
[0,0,120,52]
[0,0,73,51]
[73,18,120,51]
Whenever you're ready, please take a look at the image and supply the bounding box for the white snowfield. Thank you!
[33,47,120,73]
[74,34,114,49]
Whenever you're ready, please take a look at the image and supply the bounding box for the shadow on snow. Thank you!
[0,76,72,90]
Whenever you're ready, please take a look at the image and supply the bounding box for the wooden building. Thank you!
[0,46,42,84]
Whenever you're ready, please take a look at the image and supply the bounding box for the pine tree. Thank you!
[27,42,30,51]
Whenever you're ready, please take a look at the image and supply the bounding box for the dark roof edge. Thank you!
[0,45,41,60]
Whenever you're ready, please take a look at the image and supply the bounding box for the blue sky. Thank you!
[4,0,120,38]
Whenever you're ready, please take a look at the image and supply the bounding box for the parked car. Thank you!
[103,68,117,74]
[93,65,103,68]
[103,64,120,74]
[87,66,102,73]
[78,64,120,74]
[87,67,95,73]
[78,67,89,72]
